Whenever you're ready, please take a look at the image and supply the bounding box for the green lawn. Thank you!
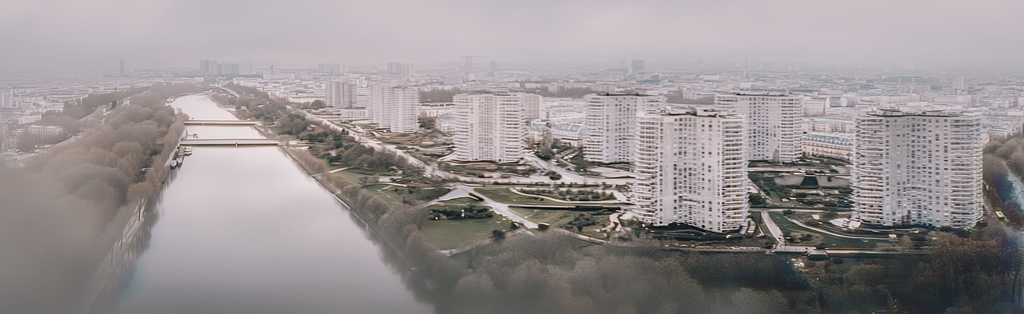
[510,207,611,239]
[421,215,512,250]
[474,188,624,207]
[768,212,887,249]
[365,184,408,205]
[331,170,365,185]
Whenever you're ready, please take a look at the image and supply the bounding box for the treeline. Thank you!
[217,83,291,123]
[984,133,1024,227]
[0,83,198,313]
[420,88,463,103]
[523,86,597,98]
[666,92,715,105]
[806,228,1022,313]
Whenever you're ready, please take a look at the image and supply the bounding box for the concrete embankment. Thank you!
[76,116,186,314]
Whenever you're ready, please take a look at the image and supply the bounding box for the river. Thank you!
[106,95,432,313]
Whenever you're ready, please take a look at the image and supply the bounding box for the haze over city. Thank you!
[3,0,1024,73]
[3,1,1024,314]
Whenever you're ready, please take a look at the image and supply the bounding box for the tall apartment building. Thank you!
[370,81,395,129]
[582,93,663,164]
[452,92,530,163]
[387,62,415,77]
[631,60,645,74]
[715,92,802,163]
[368,81,418,133]
[0,90,12,108]
[522,93,543,120]
[325,80,355,108]
[633,107,748,232]
[852,105,985,229]
[199,60,218,74]
[390,87,419,133]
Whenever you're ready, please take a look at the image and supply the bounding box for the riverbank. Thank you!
[76,112,188,313]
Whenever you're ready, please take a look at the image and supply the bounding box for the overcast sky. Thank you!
[2,0,1022,72]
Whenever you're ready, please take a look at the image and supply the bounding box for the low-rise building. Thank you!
[802,132,853,161]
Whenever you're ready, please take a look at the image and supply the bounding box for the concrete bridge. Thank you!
[184,120,259,126]
[179,139,279,146]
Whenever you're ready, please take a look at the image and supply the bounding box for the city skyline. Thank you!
[3,0,1024,73]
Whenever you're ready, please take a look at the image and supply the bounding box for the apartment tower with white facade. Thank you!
[715,92,802,163]
[368,81,419,133]
[325,80,355,108]
[452,92,531,163]
[582,93,664,164]
[852,105,985,229]
[633,107,748,232]
[390,87,419,133]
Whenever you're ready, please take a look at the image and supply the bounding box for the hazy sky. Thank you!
[2,0,1023,72]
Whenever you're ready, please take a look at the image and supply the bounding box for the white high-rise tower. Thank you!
[390,87,419,133]
[582,93,664,164]
[633,107,748,232]
[852,105,985,229]
[715,92,802,163]
[325,80,354,108]
[452,92,531,163]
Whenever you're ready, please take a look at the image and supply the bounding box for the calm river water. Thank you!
[108,95,432,313]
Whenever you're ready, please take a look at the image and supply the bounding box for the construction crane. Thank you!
[461,55,490,81]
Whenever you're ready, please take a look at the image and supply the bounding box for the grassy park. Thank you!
[768,212,889,249]
[421,215,512,250]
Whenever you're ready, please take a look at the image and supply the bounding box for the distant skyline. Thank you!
[3,0,1023,73]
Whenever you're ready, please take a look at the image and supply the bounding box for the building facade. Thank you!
[522,93,543,120]
[633,107,748,232]
[390,87,419,133]
[369,81,394,129]
[452,92,530,163]
[325,80,355,108]
[802,132,853,161]
[582,93,663,164]
[852,106,985,229]
[367,81,418,133]
[715,92,802,163]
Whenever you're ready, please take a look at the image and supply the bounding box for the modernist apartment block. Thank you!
[582,93,664,164]
[452,92,531,163]
[325,80,355,108]
[715,92,802,163]
[633,107,748,232]
[522,93,543,120]
[390,87,420,133]
[852,105,985,229]
[368,81,419,133]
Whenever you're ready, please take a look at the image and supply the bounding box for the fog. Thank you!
[2,0,1023,73]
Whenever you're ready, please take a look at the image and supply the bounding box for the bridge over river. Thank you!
[179,138,279,146]
[184,119,259,126]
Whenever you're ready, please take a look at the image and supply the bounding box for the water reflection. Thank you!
[101,96,432,313]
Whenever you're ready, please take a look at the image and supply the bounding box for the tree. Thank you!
[16,132,37,152]
[419,114,436,130]
[127,182,154,204]
[359,175,380,187]
[309,99,325,110]
[546,171,561,181]
[570,148,589,172]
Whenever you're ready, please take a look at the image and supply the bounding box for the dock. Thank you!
[184,120,259,126]
[179,139,279,146]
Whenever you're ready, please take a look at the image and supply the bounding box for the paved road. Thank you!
[303,112,431,172]
[784,216,889,240]
[760,209,787,248]
[453,184,538,229]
